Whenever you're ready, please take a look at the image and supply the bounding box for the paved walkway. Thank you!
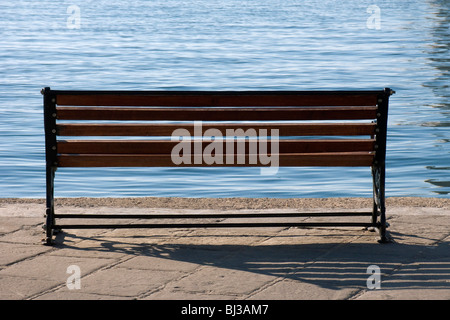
[0,201,449,300]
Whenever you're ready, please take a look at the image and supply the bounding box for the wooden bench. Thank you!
[41,87,394,245]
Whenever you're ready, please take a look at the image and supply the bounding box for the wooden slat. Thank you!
[57,139,376,154]
[57,123,376,137]
[55,92,380,107]
[57,152,374,167]
[56,106,378,121]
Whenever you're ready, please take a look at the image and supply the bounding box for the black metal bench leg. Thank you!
[371,165,389,243]
[42,87,58,245]
[374,88,392,243]
[371,202,377,225]
[378,168,388,243]
[45,208,54,245]
[379,208,387,243]
[44,166,55,245]
[370,166,379,233]
[373,165,389,243]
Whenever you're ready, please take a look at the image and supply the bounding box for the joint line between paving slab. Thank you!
[347,231,450,300]
[26,253,137,300]
[242,228,361,299]
[29,227,207,300]
[26,226,192,299]
[0,222,44,237]
[137,226,292,300]
[243,233,366,300]
[2,245,56,269]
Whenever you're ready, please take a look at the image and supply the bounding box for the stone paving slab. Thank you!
[0,199,449,301]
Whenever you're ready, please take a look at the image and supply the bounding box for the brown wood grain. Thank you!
[57,123,376,137]
[57,152,374,167]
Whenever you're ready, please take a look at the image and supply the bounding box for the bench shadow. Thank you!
[54,230,450,292]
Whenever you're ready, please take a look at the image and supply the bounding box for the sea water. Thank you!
[0,0,448,198]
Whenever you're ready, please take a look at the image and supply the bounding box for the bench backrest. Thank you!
[42,88,393,168]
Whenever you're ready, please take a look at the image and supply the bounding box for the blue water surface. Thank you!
[0,0,448,198]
